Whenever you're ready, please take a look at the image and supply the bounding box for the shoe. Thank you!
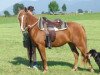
[32,65,38,70]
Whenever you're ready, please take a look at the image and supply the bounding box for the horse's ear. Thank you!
[24,7,28,12]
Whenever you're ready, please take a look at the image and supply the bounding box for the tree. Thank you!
[62,4,67,14]
[78,9,83,13]
[4,11,10,17]
[48,1,60,14]
[13,3,24,15]
[84,10,88,13]
[41,11,45,14]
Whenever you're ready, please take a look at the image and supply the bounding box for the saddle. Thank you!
[39,17,68,31]
[42,17,63,28]
[38,17,68,46]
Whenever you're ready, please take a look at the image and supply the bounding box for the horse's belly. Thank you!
[52,43,66,47]
[52,39,68,47]
[51,30,70,47]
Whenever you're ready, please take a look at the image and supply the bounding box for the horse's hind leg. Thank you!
[76,40,94,72]
[68,42,79,71]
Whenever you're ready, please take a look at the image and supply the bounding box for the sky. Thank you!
[0,0,38,11]
[0,0,100,14]
[0,0,37,11]
[0,0,21,11]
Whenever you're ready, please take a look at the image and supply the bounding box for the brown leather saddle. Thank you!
[42,17,63,28]
[39,17,68,30]
[38,17,68,42]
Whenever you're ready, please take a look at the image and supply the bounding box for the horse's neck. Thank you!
[27,14,41,35]
[31,15,38,23]
[27,14,38,25]
[29,15,39,30]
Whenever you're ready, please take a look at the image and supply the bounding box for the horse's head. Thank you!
[18,7,32,31]
[18,7,38,31]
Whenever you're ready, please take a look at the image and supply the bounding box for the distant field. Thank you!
[0,13,100,24]
[0,13,100,75]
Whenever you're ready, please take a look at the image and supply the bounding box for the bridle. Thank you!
[18,10,40,32]
[24,18,40,31]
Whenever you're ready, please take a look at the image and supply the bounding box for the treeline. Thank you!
[43,1,92,14]
[3,0,91,17]
[4,3,24,17]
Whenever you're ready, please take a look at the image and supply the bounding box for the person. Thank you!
[22,6,37,69]
[28,6,35,15]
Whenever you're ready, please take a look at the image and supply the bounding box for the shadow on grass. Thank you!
[94,69,99,73]
[9,57,29,66]
[9,57,99,73]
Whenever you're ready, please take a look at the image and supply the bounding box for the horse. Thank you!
[18,8,93,73]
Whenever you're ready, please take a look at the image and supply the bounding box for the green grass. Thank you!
[38,13,100,21]
[0,13,100,75]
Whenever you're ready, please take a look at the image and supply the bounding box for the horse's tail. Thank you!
[81,26,89,64]
[82,26,87,51]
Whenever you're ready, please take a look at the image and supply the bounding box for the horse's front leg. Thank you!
[37,44,48,73]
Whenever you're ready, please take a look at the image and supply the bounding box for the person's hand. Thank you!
[28,25,32,28]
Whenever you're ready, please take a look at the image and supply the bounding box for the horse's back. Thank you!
[67,22,86,43]
[67,21,85,34]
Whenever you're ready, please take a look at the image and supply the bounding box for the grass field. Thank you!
[0,13,100,75]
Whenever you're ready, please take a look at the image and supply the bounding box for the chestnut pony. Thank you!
[18,8,93,72]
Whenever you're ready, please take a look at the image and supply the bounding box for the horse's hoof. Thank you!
[43,67,48,74]
[72,67,78,71]
[90,69,94,72]
[28,66,31,69]
[43,70,47,74]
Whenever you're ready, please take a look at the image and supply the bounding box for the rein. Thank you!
[25,18,40,31]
